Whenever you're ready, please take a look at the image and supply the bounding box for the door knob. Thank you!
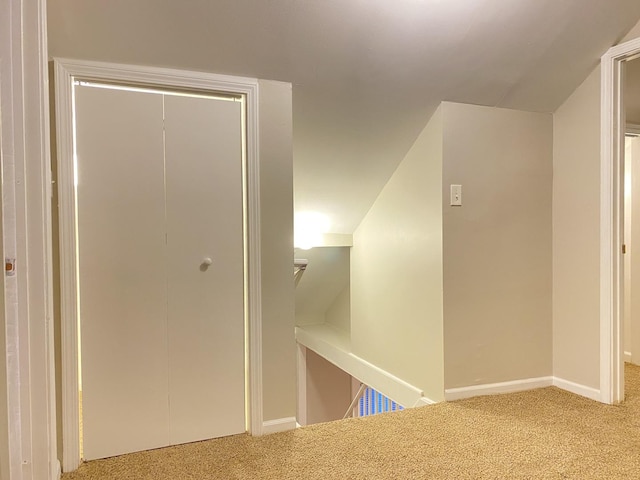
[202,257,213,266]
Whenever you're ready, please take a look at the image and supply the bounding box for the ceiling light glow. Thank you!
[295,212,331,250]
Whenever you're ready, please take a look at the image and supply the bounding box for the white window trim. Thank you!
[53,58,263,472]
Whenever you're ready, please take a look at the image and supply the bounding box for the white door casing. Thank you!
[2,0,58,478]
[54,59,263,472]
[601,37,640,405]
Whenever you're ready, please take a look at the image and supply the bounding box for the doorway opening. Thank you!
[53,59,263,472]
[601,37,640,405]
[73,80,244,462]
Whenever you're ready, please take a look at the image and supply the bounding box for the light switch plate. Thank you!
[450,184,462,206]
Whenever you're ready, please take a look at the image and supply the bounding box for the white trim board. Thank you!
[600,36,640,405]
[296,344,308,427]
[413,397,437,407]
[1,0,58,477]
[552,377,601,402]
[262,417,297,435]
[445,377,553,401]
[444,376,600,403]
[628,123,640,136]
[54,58,263,472]
[295,324,436,408]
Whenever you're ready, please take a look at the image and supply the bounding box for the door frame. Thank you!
[53,58,264,471]
[600,37,640,404]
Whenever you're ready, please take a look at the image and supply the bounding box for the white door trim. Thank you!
[628,123,640,136]
[53,58,263,472]
[600,37,640,405]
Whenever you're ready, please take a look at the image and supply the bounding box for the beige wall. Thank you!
[623,18,640,43]
[305,350,351,425]
[325,285,350,334]
[626,58,640,125]
[442,102,553,388]
[294,246,350,328]
[351,101,553,396]
[551,19,640,390]
[552,68,602,388]
[258,80,296,422]
[351,106,444,402]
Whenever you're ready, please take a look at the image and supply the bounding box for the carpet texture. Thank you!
[63,364,640,479]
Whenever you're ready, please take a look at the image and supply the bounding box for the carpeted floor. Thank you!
[62,364,640,479]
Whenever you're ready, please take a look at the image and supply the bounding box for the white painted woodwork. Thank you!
[55,59,264,471]
[444,376,600,403]
[76,86,246,460]
[75,86,170,460]
[295,324,428,408]
[600,36,640,404]
[2,0,58,477]
[163,94,245,444]
[261,417,297,435]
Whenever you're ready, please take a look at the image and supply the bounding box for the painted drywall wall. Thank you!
[258,80,296,423]
[626,58,640,125]
[295,247,350,327]
[551,18,640,391]
[305,349,351,425]
[623,18,640,44]
[351,106,444,402]
[442,102,553,389]
[552,68,602,389]
[325,285,350,334]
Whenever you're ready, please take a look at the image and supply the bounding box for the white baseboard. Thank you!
[445,376,553,401]
[552,377,601,402]
[444,375,602,403]
[54,459,61,480]
[412,396,437,407]
[625,351,633,363]
[262,417,297,435]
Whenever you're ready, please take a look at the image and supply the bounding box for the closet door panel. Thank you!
[75,86,169,460]
[164,95,245,443]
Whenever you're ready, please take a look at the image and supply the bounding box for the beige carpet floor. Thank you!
[63,365,640,479]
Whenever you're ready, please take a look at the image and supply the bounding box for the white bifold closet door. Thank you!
[75,84,245,461]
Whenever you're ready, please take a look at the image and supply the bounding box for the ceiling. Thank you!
[48,0,640,233]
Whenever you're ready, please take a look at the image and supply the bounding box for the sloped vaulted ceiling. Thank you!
[48,0,640,233]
